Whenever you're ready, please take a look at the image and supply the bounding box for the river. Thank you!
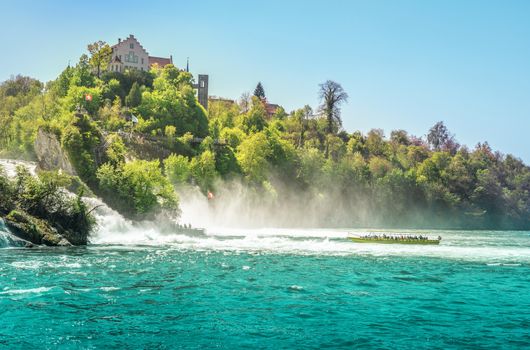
[1,225,529,349]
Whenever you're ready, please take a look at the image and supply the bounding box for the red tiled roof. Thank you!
[265,103,279,116]
[149,56,172,68]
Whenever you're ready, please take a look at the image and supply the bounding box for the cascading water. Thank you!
[2,158,530,264]
[0,219,26,248]
[0,159,37,177]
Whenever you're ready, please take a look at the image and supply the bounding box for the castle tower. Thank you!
[197,74,209,110]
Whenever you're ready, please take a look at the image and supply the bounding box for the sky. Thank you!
[1,0,530,162]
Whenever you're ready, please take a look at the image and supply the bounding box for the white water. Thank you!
[91,197,530,263]
[0,159,37,177]
[2,159,530,263]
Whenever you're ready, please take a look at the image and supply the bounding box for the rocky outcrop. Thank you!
[34,129,77,175]
[3,210,72,247]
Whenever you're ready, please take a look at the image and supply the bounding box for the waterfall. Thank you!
[0,159,37,177]
[0,219,27,248]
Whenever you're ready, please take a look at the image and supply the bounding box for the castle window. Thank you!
[130,43,134,49]
[200,81,205,88]
[141,58,144,64]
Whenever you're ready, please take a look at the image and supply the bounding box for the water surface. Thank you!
[1,228,529,349]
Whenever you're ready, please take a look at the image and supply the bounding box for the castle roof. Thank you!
[149,56,172,68]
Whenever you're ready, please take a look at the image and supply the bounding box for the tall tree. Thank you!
[254,82,265,99]
[87,41,112,78]
[427,121,458,152]
[126,82,142,107]
[294,105,313,147]
[239,92,251,113]
[318,80,348,135]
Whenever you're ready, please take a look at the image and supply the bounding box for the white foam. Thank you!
[0,287,52,295]
[0,159,37,177]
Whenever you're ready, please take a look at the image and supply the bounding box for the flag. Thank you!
[85,94,92,101]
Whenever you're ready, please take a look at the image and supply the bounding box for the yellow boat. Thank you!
[349,235,441,245]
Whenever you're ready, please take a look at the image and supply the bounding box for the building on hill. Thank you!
[108,34,174,72]
[258,97,280,118]
[193,75,209,110]
[109,35,149,72]
[108,34,209,110]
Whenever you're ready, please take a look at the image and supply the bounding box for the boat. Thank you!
[158,221,206,236]
[348,234,441,245]
[176,226,206,236]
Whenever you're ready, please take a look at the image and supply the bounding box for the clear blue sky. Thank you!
[1,0,530,162]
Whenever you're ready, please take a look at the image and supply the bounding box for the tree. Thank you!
[164,154,191,184]
[239,92,251,113]
[97,160,178,217]
[126,82,142,107]
[390,130,410,146]
[190,150,217,191]
[427,121,457,152]
[254,82,265,99]
[237,132,271,183]
[238,96,267,133]
[318,80,348,135]
[87,41,112,78]
[293,105,313,147]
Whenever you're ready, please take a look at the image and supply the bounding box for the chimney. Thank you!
[170,55,173,64]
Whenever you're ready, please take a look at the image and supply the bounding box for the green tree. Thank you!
[87,41,112,78]
[126,82,142,107]
[164,154,191,184]
[293,105,312,147]
[254,82,265,99]
[190,150,217,191]
[236,132,271,183]
[238,96,267,133]
[97,160,178,217]
[318,80,348,135]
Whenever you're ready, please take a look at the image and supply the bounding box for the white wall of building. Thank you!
[110,35,149,72]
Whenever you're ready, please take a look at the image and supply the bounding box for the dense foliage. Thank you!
[0,166,95,243]
[0,43,529,228]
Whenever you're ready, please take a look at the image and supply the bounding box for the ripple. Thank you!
[0,287,53,295]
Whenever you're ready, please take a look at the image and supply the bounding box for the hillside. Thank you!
[0,44,529,230]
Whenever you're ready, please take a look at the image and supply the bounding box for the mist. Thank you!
[178,177,398,230]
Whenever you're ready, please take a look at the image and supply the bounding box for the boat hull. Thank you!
[348,237,440,245]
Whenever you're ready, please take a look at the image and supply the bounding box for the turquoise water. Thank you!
[1,229,530,349]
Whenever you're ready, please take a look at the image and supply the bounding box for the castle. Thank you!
[108,34,209,109]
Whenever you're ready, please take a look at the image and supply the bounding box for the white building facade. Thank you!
[109,35,149,72]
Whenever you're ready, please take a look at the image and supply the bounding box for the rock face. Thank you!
[34,129,77,175]
[3,210,72,247]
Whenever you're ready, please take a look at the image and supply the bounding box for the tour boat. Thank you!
[349,235,441,245]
